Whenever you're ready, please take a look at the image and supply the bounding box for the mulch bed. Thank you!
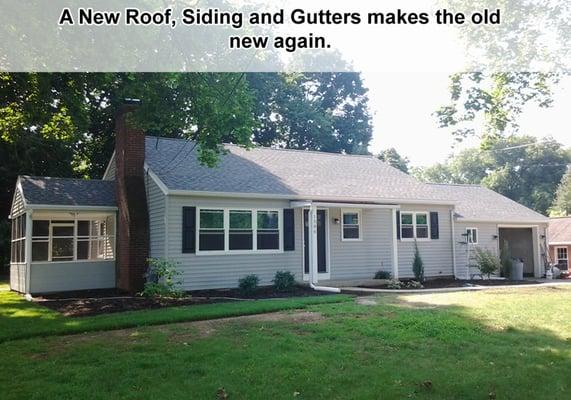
[358,278,541,290]
[34,285,331,317]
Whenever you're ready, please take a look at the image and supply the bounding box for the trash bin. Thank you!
[511,258,524,281]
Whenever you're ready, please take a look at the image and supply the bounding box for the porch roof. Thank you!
[17,176,116,210]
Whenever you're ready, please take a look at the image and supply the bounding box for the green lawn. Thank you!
[0,288,352,342]
[1,286,571,399]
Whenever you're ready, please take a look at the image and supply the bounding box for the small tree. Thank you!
[412,241,424,282]
[474,247,501,279]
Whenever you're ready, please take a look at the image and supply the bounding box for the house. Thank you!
[8,103,550,294]
[547,217,571,270]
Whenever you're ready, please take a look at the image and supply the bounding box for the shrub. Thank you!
[238,274,260,295]
[386,279,402,289]
[141,258,184,298]
[474,247,501,279]
[412,241,425,282]
[272,271,296,291]
[405,280,424,289]
[500,241,513,278]
[374,270,391,280]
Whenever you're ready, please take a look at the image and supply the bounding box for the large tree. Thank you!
[412,136,570,215]
[550,167,571,216]
[377,148,410,173]
[247,73,372,154]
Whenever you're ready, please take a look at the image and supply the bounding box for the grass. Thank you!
[1,286,571,399]
[0,288,352,342]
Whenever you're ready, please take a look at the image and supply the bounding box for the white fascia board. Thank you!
[144,164,169,195]
[456,218,549,225]
[102,151,116,180]
[549,242,571,245]
[26,205,118,211]
[311,202,400,209]
[165,188,455,205]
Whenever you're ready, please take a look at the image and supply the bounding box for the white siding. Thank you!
[10,263,26,292]
[10,188,25,218]
[166,195,304,290]
[454,222,499,279]
[146,175,166,259]
[29,261,115,294]
[397,205,455,279]
[329,208,394,280]
[103,154,116,180]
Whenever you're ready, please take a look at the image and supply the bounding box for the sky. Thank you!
[363,72,571,167]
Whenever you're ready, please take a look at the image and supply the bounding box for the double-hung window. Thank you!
[257,210,280,250]
[466,228,478,244]
[400,212,430,240]
[556,247,568,269]
[196,208,282,253]
[342,210,361,240]
[229,210,253,250]
[198,209,225,251]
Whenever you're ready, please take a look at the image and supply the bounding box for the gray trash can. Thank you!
[511,259,524,281]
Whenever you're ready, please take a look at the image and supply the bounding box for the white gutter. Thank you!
[25,205,118,211]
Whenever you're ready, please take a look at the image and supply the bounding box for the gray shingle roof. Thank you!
[427,183,548,223]
[145,136,453,203]
[548,217,571,243]
[19,176,116,208]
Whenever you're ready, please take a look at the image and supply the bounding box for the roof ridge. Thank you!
[146,135,376,159]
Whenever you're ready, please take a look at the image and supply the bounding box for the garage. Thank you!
[498,227,535,276]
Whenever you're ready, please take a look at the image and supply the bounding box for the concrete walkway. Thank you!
[339,280,571,295]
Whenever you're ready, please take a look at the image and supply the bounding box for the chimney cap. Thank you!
[123,98,142,105]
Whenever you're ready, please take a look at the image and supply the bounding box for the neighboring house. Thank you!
[8,104,550,294]
[547,217,571,271]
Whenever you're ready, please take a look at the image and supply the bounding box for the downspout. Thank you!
[307,204,341,293]
[392,208,399,280]
[450,209,457,279]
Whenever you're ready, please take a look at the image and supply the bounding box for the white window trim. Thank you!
[466,227,478,244]
[195,207,284,255]
[341,208,362,242]
[555,246,568,265]
[400,211,431,241]
[30,216,116,263]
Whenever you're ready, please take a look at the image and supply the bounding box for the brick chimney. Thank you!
[115,100,149,293]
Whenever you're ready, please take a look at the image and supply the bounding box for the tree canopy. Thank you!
[377,148,410,173]
[412,136,570,215]
[550,167,571,216]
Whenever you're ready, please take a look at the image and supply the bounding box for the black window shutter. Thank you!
[430,211,439,239]
[182,207,196,253]
[396,211,401,240]
[283,208,295,251]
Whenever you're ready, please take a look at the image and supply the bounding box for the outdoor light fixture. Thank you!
[492,235,499,239]
[540,234,546,239]
[333,218,340,224]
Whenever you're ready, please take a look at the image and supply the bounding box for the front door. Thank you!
[304,209,327,274]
